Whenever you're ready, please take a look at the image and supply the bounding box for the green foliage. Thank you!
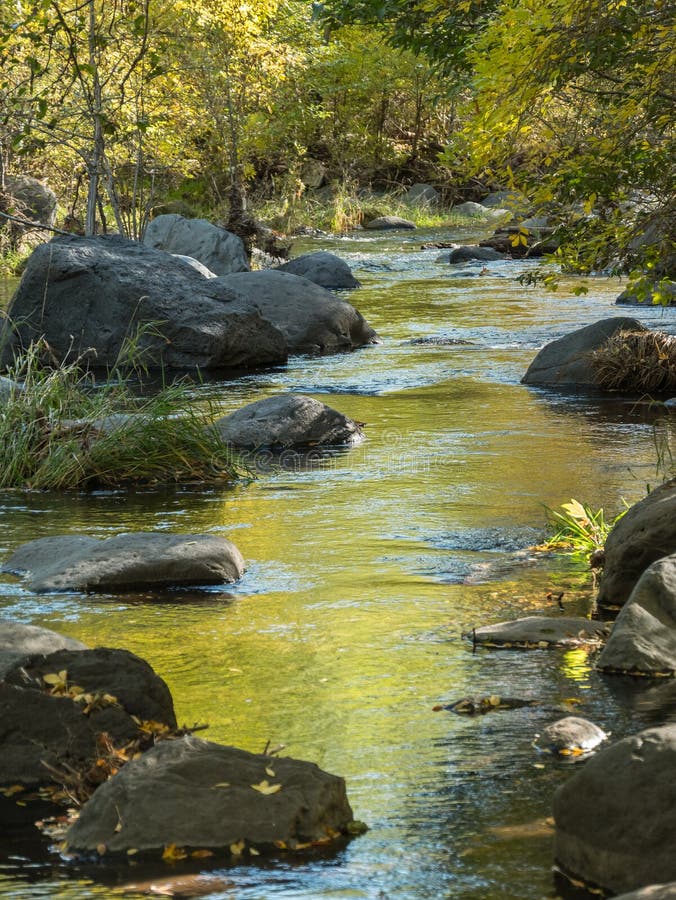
[543,499,624,555]
[0,341,245,490]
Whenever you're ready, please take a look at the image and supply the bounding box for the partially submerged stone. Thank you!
[2,532,245,593]
[522,317,647,386]
[534,716,607,758]
[448,245,507,263]
[276,251,361,290]
[65,736,354,855]
[596,553,676,676]
[435,695,536,715]
[553,724,676,895]
[0,619,87,678]
[597,479,676,612]
[364,216,416,230]
[212,394,364,450]
[467,616,610,649]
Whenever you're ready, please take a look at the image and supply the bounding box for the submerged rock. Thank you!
[553,724,676,895]
[2,532,245,593]
[65,736,354,855]
[215,270,378,354]
[597,479,676,613]
[276,251,360,290]
[436,695,536,715]
[597,553,676,675]
[213,394,364,450]
[534,716,607,757]
[521,317,646,386]
[467,616,610,649]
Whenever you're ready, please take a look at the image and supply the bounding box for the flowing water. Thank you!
[1,227,676,899]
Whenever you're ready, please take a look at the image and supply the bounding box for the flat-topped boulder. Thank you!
[65,736,354,855]
[597,479,676,612]
[597,553,676,675]
[364,215,416,230]
[0,619,87,678]
[213,394,364,450]
[521,317,646,386]
[143,214,249,275]
[534,716,608,757]
[215,270,378,354]
[553,724,676,895]
[0,235,286,371]
[2,532,245,593]
[276,251,361,290]
[467,616,610,649]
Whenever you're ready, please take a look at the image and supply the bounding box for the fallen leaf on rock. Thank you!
[162,843,188,863]
[230,839,246,856]
[250,779,281,795]
[211,782,230,789]
[2,785,25,798]
[190,849,214,859]
[265,766,275,777]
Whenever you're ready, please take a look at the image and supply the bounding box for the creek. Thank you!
[1,226,675,899]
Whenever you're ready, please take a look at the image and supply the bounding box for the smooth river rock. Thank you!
[613,885,676,900]
[534,716,607,757]
[0,235,287,371]
[448,245,507,263]
[143,214,250,275]
[215,270,378,354]
[521,317,646,386]
[597,479,676,612]
[65,736,354,854]
[2,532,245,593]
[553,724,676,895]
[276,251,361,290]
[364,216,416,230]
[596,553,676,675]
[467,616,610,648]
[213,394,364,449]
[0,619,88,678]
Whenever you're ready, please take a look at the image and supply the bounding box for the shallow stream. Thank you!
[1,226,676,899]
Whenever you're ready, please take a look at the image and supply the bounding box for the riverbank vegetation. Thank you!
[0,0,672,285]
[0,342,245,490]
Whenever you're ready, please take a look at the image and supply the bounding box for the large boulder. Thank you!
[553,724,676,895]
[0,647,176,787]
[0,619,87,678]
[405,183,439,206]
[596,554,676,676]
[4,174,57,226]
[364,216,416,230]
[215,270,378,354]
[276,251,360,290]
[521,317,646,386]
[65,735,354,854]
[2,532,245,593]
[213,394,364,450]
[0,235,287,371]
[467,616,610,649]
[143,214,249,275]
[597,480,676,612]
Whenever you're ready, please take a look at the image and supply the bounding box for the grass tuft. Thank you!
[592,329,676,394]
[543,498,625,555]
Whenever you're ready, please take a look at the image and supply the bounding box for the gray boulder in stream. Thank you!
[521,316,646,386]
[553,724,676,895]
[534,716,607,757]
[0,235,287,371]
[215,270,378,354]
[213,394,365,449]
[276,251,361,290]
[65,735,355,855]
[0,619,88,678]
[597,479,676,613]
[596,552,676,675]
[143,213,250,275]
[2,532,245,593]
[467,615,610,648]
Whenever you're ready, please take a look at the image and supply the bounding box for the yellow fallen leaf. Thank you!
[162,843,187,862]
[212,782,231,789]
[250,779,282,795]
[3,785,25,797]
[96,843,107,855]
[230,840,245,856]
[127,848,138,855]
[43,670,68,686]
[488,695,500,707]
[191,849,214,858]
[249,847,260,856]
[265,767,276,777]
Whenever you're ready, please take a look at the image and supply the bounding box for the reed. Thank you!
[592,329,676,393]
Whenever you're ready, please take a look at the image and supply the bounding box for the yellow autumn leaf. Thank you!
[250,779,282,795]
[211,782,231,789]
[191,849,215,858]
[127,848,139,855]
[230,839,246,856]
[96,843,107,855]
[2,785,25,797]
[265,767,275,777]
[162,843,188,862]
[249,846,260,856]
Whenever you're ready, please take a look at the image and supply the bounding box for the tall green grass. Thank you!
[0,340,245,490]
[543,498,626,555]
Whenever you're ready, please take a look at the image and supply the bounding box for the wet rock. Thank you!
[467,616,610,649]
[613,884,676,900]
[213,394,364,450]
[617,280,676,306]
[65,736,354,855]
[364,216,416,230]
[0,647,176,788]
[553,724,676,895]
[521,317,647,386]
[448,245,507,263]
[171,254,217,278]
[534,716,607,757]
[2,532,245,593]
[0,619,88,678]
[436,695,536,715]
[276,251,361,290]
[0,235,287,371]
[215,270,378,354]
[143,214,249,275]
[596,553,676,675]
[597,479,676,613]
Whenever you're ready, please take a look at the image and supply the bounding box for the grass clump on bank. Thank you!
[592,329,676,394]
[543,498,625,556]
[0,341,245,490]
